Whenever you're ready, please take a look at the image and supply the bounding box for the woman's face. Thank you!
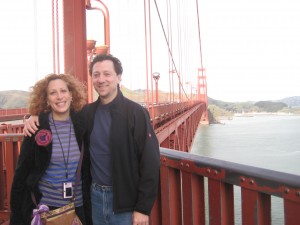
[47,79,72,120]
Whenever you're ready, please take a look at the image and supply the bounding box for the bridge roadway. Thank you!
[0,101,207,152]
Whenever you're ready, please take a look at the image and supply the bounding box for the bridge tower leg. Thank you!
[198,68,209,124]
[63,0,88,85]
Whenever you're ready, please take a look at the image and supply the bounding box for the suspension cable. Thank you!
[153,0,188,99]
[196,0,204,71]
[166,0,173,103]
[52,0,56,73]
[56,0,60,73]
[51,0,60,74]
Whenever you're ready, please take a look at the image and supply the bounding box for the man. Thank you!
[23,54,161,225]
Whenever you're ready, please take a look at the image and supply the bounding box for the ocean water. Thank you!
[191,115,300,225]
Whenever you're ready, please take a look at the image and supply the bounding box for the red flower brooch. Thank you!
[35,129,52,146]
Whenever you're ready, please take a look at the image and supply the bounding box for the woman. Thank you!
[9,74,89,225]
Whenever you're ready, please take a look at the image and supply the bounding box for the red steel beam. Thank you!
[241,188,271,225]
[86,0,110,51]
[63,0,88,87]
[284,199,300,225]
[155,104,205,152]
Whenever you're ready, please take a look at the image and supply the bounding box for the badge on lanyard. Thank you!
[63,182,73,199]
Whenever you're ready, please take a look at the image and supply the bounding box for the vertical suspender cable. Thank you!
[33,0,38,82]
[153,0,185,98]
[52,0,60,74]
[144,0,156,128]
[55,0,60,74]
[196,0,204,72]
[52,0,56,73]
[144,0,150,111]
[148,0,155,128]
[176,0,186,101]
[166,0,172,103]
[176,1,181,101]
[168,0,175,104]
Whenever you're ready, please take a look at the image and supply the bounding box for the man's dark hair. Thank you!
[89,54,123,76]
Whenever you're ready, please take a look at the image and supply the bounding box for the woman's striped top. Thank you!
[38,114,83,207]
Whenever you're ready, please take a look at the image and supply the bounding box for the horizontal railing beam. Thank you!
[160,148,300,199]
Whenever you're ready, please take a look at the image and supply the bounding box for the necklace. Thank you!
[52,115,72,179]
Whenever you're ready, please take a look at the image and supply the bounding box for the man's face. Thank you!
[91,60,121,104]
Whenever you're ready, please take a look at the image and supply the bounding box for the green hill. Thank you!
[0,90,29,109]
[0,90,299,118]
[254,101,287,112]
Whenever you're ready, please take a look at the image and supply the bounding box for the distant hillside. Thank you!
[0,90,29,109]
[254,101,287,112]
[208,96,300,113]
[208,97,256,113]
[120,86,178,103]
[280,96,300,108]
[0,89,299,116]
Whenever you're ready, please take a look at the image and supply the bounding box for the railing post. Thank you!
[208,179,235,225]
[5,139,15,212]
[0,141,5,210]
[241,188,271,225]
[182,172,205,225]
[160,163,182,225]
[284,199,300,225]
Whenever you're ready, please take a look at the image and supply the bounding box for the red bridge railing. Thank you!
[0,134,23,223]
[154,148,300,225]
[0,108,29,123]
[1,135,300,224]
[0,124,24,134]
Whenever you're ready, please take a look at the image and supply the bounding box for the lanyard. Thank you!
[52,115,72,179]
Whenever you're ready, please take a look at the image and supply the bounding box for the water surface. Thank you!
[191,115,300,225]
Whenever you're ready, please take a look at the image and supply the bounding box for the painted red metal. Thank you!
[198,68,209,124]
[86,0,110,52]
[284,199,300,225]
[207,180,235,225]
[159,164,172,225]
[181,172,194,225]
[160,164,182,225]
[0,141,5,210]
[191,175,206,225]
[155,103,205,152]
[241,189,271,225]
[63,0,89,99]
[158,148,300,225]
[0,108,29,122]
[0,134,23,215]
[181,172,206,225]
[0,124,24,134]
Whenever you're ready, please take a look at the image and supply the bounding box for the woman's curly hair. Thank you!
[28,73,87,115]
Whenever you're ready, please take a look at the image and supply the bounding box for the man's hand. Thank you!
[23,116,39,137]
[132,211,149,225]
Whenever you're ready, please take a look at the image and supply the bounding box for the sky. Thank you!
[0,0,299,102]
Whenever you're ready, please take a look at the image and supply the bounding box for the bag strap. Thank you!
[31,142,85,206]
